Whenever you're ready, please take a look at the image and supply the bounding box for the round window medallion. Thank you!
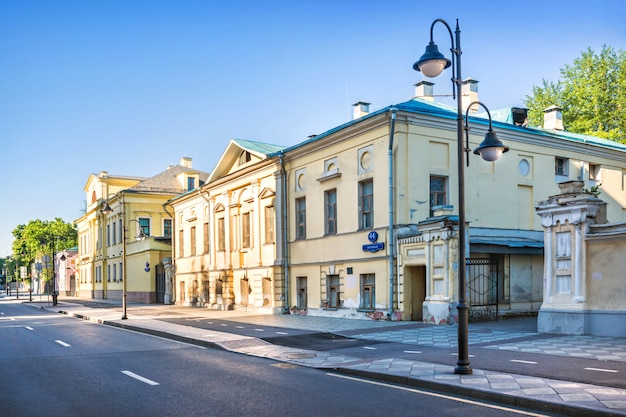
[360,151,371,170]
[519,159,530,177]
[297,173,305,189]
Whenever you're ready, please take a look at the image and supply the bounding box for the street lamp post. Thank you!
[414,18,508,375]
[121,219,146,319]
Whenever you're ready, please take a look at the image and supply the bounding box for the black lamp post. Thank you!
[121,219,146,320]
[414,18,508,375]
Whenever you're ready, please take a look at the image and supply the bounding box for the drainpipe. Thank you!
[280,152,290,313]
[162,200,174,304]
[388,107,398,318]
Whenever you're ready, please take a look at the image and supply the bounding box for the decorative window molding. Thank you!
[295,168,306,192]
[258,187,275,199]
[317,157,341,182]
[358,145,374,174]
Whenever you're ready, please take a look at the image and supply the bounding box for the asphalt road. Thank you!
[0,301,563,417]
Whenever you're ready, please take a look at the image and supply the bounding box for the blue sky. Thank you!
[1,0,625,256]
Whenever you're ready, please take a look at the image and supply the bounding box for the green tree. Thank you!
[11,218,78,284]
[524,45,626,142]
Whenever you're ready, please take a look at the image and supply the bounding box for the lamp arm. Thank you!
[429,19,457,99]
[464,100,496,166]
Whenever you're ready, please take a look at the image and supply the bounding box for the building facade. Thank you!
[168,140,285,312]
[75,158,208,303]
[278,90,626,322]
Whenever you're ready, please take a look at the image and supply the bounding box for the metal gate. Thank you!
[466,258,499,321]
[155,263,165,304]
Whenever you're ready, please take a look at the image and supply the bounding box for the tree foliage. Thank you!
[524,45,626,142]
[10,218,78,279]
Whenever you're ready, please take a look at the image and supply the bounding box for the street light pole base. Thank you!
[121,315,128,320]
[454,363,473,375]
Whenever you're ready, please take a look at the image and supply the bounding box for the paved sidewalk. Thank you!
[24,299,626,417]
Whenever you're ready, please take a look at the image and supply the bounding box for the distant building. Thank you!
[75,158,209,303]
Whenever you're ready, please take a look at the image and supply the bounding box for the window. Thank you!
[179,230,184,258]
[187,176,195,191]
[555,157,569,176]
[107,264,111,282]
[163,219,172,237]
[359,179,373,229]
[242,212,251,248]
[327,275,341,308]
[119,263,123,282]
[111,222,116,245]
[112,262,117,282]
[203,222,209,253]
[238,150,251,165]
[296,277,307,309]
[138,218,150,237]
[360,274,375,310]
[295,198,306,240]
[325,189,337,235]
[190,226,196,256]
[106,224,110,247]
[217,217,225,251]
[265,206,275,243]
[430,176,447,214]
[118,219,123,243]
[589,163,601,181]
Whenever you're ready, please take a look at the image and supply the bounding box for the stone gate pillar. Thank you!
[163,257,174,305]
[534,181,605,334]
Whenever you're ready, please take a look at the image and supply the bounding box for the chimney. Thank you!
[462,78,479,113]
[352,101,370,119]
[180,156,192,168]
[512,107,529,127]
[414,81,434,101]
[543,105,564,130]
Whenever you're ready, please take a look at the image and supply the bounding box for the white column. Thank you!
[573,223,585,302]
[544,225,553,304]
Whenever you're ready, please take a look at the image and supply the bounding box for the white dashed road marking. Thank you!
[55,340,71,347]
[510,359,537,364]
[122,370,159,386]
[585,367,618,373]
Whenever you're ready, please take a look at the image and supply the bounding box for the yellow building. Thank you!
[167,140,285,311]
[164,85,626,323]
[279,89,626,322]
[75,158,208,303]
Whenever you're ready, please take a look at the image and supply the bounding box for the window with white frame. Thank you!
[295,197,306,240]
[325,189,337,235]
[138,217,150,237]
[163,219,172,237]
[359,179,373,229]
[555,157,569,177]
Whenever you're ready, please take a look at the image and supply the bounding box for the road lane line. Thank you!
[121,370,160,386]
[254,328,264,332]
[585,367,618,373]
[404,350,422,354]
[25,326,34,331]
[275,331,289,335]
[236,326,245,329]
[328,373,552,416]
[511,359,537,364]
[55,340,71,347]
[363,346,377,350]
